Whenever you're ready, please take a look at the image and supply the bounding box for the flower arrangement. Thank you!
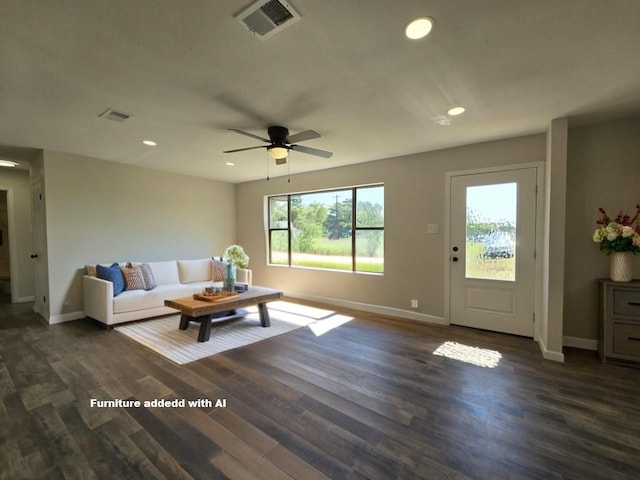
[223,244,250,268]
[592,204,640,255]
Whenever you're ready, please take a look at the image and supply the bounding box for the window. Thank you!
[268,185,384,273]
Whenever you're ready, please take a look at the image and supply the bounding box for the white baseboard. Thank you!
[288,293,447,325]
[287,293,576,363]
[49,311,85,325]
[537,336,565,362]
[563,336,597,351]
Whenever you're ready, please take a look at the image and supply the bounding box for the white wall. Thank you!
[42,151,236,323]
[540,118,568,361]
[236,134,546,321]
[0,167,34,302]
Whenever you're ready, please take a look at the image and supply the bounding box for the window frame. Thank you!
[267,184,384,273]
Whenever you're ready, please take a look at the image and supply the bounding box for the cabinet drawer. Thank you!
[613,289,640,317]
[613,323,640,356]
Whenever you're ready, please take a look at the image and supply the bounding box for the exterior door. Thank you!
[449,167,537,337]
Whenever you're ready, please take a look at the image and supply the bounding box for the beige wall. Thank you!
[0,167,34,301]
[42,151,236,322]
[564,116,640,340]
[236,134,546,320]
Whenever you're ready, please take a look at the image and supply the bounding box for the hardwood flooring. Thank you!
[1,298,639,479]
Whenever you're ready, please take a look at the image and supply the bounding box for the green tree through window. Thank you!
[268,185,384,273]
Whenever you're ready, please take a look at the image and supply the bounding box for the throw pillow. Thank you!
[84,265,97,277]
[212,258,226,282]
[125,262,157,290]
[122,266,146,291]
[96,262,125,297]
[139,263,157,290]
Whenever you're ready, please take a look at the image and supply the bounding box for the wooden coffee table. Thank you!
[164,286,283,342]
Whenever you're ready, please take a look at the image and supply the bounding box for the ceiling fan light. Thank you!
[268,146,288,159]
[448,106,466,116]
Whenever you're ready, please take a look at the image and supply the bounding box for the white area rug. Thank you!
[114,301,333,365]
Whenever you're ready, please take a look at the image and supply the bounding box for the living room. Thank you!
[1,1,640,478]
[5,116,639,358]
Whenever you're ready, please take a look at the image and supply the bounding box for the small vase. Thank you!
[610,251,633,282]
[224,263,236,292]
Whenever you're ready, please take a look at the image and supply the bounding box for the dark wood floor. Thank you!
[1,298,639,480]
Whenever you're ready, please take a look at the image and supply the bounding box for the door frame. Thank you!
[0,186,19,303]
[444,162,545,342]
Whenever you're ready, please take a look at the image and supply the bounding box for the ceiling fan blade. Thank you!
[290,144,333,158]
[223,146,266,153]
[228,129,270,143]
[286,130,321,144]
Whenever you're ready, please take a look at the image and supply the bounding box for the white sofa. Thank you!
[83,258,252,327]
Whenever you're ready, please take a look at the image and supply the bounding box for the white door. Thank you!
[449,168,537,337]
[32,180,47,318]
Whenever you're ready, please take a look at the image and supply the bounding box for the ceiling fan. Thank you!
[223,126,333,164]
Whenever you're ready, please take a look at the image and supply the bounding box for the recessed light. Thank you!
[405,17,434,40]
[142,140,157,146]
[448,106,466,116]
[225,162,235,166]
[0,160,18,168]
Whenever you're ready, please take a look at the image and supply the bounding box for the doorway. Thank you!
[447,166,541,337]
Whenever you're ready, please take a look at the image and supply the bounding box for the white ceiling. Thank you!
[1,0,640,183]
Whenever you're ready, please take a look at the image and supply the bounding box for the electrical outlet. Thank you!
[411,299,419,308]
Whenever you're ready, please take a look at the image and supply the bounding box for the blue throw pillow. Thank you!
[96,262,125,297]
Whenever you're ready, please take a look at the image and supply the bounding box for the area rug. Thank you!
[114,301,328,365]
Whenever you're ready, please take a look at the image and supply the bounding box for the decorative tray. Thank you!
[193,291,239,302]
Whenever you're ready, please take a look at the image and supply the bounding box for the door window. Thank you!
[465,183,517,281]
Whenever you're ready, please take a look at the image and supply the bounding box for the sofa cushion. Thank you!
[147,261,180,285]
[113,284,195,314]
[177,259,213,284]
[96,263,125,296]
[122,266,146,291]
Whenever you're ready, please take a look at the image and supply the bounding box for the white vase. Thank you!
[610,251,633,282]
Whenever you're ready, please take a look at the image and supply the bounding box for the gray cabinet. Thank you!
[598,279,640,365]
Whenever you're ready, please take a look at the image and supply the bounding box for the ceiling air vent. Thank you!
[98,108,132,122]
[235,0,301,40]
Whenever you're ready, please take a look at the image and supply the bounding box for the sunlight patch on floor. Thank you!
[268,301,337,320]
[247,301,353,335]
[308,315,353,336]
[433,341,502,368]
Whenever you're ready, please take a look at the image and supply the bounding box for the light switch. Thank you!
[427,224,439,234]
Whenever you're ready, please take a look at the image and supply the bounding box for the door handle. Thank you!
[30,254,38,259]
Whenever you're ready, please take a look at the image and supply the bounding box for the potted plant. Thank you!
[222,245,249,291]
[223,244,250,268]
[592,204,640,282]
